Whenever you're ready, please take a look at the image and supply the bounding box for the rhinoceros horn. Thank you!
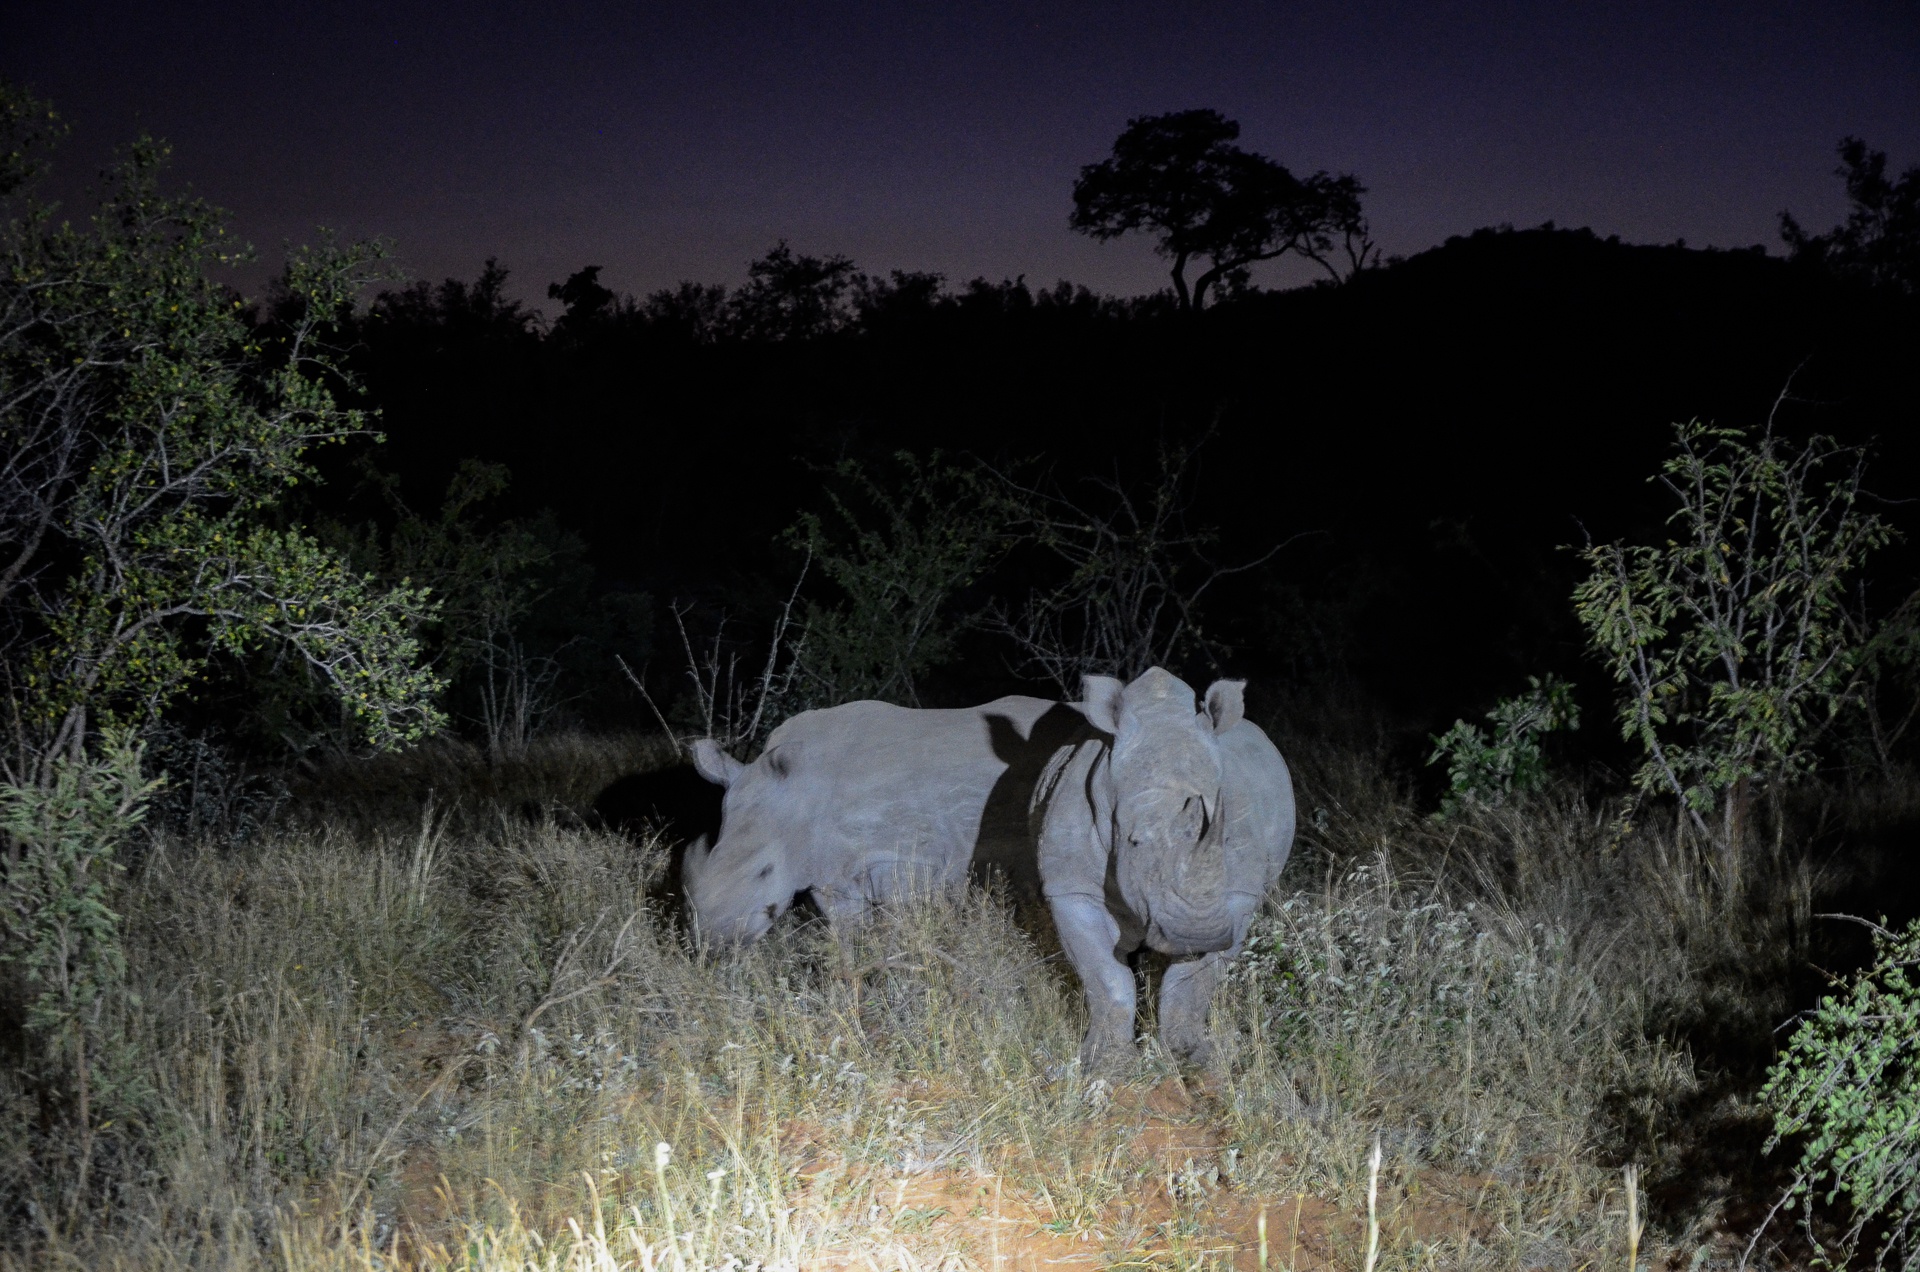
[681,834,711,892]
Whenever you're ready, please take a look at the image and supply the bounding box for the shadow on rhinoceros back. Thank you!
[591,763,726,914]
[972,701,1100,906]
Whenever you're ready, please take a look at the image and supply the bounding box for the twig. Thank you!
[616,655,680,753]
[335,1057,473,1229]
[1363,1135,1382,1272]
[1625,1163,1644,1272]
[1814,912,1893,939]
[1739,1180,1799,1272]
[745,547,810,745]
[516,912,640,1063]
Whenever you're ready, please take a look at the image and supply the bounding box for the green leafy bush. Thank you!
[0,730,161,1185]
[1427,675,1579,817]
[1573,421,1889,854]
[0,83,445,784]
[319,458,624,755]
[786,451,1015,706]
[0,82,444,1192]
[1762,917,1920,1270]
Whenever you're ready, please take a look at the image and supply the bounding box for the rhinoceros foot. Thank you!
[1158,954,1225,1067]
[1165,1031,1215,1068]
[1078,1019,1137,1075]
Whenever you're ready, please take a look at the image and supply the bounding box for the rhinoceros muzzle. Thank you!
[696,900,779,947]
[1113,789,1234,955]
[683,834,791,945]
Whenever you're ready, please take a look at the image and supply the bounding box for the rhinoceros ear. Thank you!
[690,739,744,788]
[1204,679,1247,733]
[1081,675,1126,734]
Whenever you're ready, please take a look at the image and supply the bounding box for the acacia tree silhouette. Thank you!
[1070,108,1374,309]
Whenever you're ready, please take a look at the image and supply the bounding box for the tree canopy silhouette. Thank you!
[729,241,861,341]
[1070,108,1373,309]
[549,264,619,329]
[1781,137,1919,296]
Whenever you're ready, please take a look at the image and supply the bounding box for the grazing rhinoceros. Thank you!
[1034,667,1295,1070]
[683,695,1091,943]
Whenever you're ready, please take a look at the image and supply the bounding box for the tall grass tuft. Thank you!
[1218,847,1694,1267]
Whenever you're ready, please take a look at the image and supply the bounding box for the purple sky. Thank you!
[8,1,1917,305]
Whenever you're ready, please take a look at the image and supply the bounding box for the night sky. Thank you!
[8,2,1917,304]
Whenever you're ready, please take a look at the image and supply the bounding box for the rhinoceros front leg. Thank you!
[1047,892,1137,1073]
[1158,952,1229,1065]
[1160,902,1259,1066]
[811,884,872,927]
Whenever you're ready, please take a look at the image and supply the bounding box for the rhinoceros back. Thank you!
[728,695,1069,909]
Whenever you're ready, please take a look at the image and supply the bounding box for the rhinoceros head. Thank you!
[1081,668,1245,906]
[683,738,799,944]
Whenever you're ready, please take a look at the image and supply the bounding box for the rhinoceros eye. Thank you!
[757,864,774,880]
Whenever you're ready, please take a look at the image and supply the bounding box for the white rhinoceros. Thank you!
[683,695,1091,942]
[1033,667,1295,1070]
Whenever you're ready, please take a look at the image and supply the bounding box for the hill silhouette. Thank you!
[338,225,1918,731]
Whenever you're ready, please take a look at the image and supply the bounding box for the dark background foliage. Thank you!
[323,221,1920,751]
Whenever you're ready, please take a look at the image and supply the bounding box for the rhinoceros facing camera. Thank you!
[1036,668,1295,1070]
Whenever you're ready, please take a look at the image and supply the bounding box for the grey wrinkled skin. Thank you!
[684,696,1087,943]
[1034,668,1296,1071]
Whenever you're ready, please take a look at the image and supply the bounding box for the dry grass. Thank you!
[0,724,1848,1269]
[287,732,676,834]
